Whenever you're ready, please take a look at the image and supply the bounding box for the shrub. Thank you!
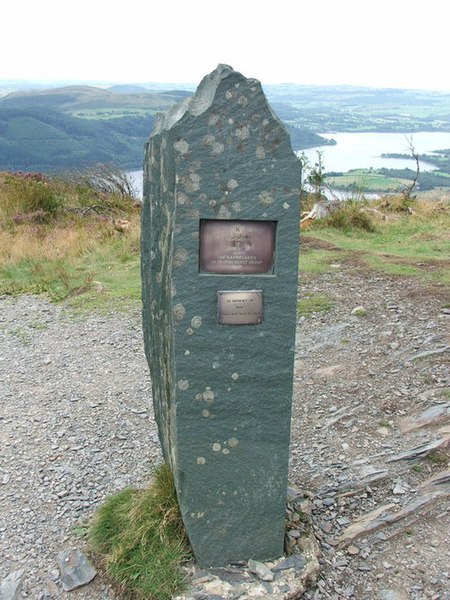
[313,201,376,232]
[0,172,62,224]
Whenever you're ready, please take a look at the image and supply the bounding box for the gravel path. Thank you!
[0,264,449,599]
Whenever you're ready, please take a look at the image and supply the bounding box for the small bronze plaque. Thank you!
[199,220,276,274]
[217,290,263,325]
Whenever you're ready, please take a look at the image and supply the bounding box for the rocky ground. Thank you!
[0,262,449,600]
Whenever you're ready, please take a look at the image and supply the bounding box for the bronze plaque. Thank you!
[199,220,276,274]
[217,290,263,325]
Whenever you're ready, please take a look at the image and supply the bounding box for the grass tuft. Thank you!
[312,201,376,232]
[297,294,334,316]
[89,463,191,600]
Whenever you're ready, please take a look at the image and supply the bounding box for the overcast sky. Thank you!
[2,0,449,90]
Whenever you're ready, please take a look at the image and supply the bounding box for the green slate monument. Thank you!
[141,65,301,567]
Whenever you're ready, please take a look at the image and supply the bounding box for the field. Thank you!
[1,172,449,311]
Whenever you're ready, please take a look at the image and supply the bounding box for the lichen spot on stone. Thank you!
[231,372,239,381]
[202,387,215,402]
[283,202,290,210]
[238,95,248,106]
[227,179,238,191]
[184,350,190,356]
[212,443,221,452]
[211,142,225,156]
[174,139,189,154]
[209,114,220,126]
[209,200,217,208]
[203,134,215,146]
[177,192,188,206]
[172,304,186,321]
[186,327,194,336]
[191,316,202,329]
[218,206,231,219]
[197,457,206,465]
[235,125,250,140]
[232,202,241,213]
[222,448,230,455]
[256,146,266,159]
[177,379,189,391]
[228,437,239,447]
[191,511,205,518]
[259,191,273,205]
[225,90,233,99]
[202,409,210,418]
[174,247,188,267]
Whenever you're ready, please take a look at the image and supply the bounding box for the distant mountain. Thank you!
[0,84,334,172]
[0,85,183,113]
[108,84,153,94]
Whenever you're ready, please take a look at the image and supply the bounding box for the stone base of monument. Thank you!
[173,488,321,600]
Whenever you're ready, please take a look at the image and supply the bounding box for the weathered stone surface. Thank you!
[247,559,274,581]
[398,402,450,433]
[56,548,97,591]
[141,65,301,567]
[387,436,450,462]
[0,570,23,600]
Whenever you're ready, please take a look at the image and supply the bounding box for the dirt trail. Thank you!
[0,264,449,599]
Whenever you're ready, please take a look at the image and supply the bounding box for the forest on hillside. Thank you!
[0,85,333,172]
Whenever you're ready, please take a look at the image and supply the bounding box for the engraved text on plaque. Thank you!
[217,290,263,325]
[199,220,276,274]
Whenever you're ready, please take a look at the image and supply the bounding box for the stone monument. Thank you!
[141,64,301,567]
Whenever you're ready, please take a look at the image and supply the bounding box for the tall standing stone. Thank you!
[141,65,301,567]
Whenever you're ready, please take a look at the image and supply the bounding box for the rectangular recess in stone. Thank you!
[217,290,263,325]
[199,219,276,275]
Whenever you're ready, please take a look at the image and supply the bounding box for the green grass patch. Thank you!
[425,451,449,465]
[297,294,334,316]
[303,202,450,285]
[299,249,343,275]
[328,169,411,193]
[0,242,142,310]
[89,463,191,600]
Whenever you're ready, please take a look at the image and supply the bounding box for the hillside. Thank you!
[0,85,332,172]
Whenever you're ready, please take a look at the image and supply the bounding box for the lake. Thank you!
[128,131,450,198]
[301,131,450,172]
